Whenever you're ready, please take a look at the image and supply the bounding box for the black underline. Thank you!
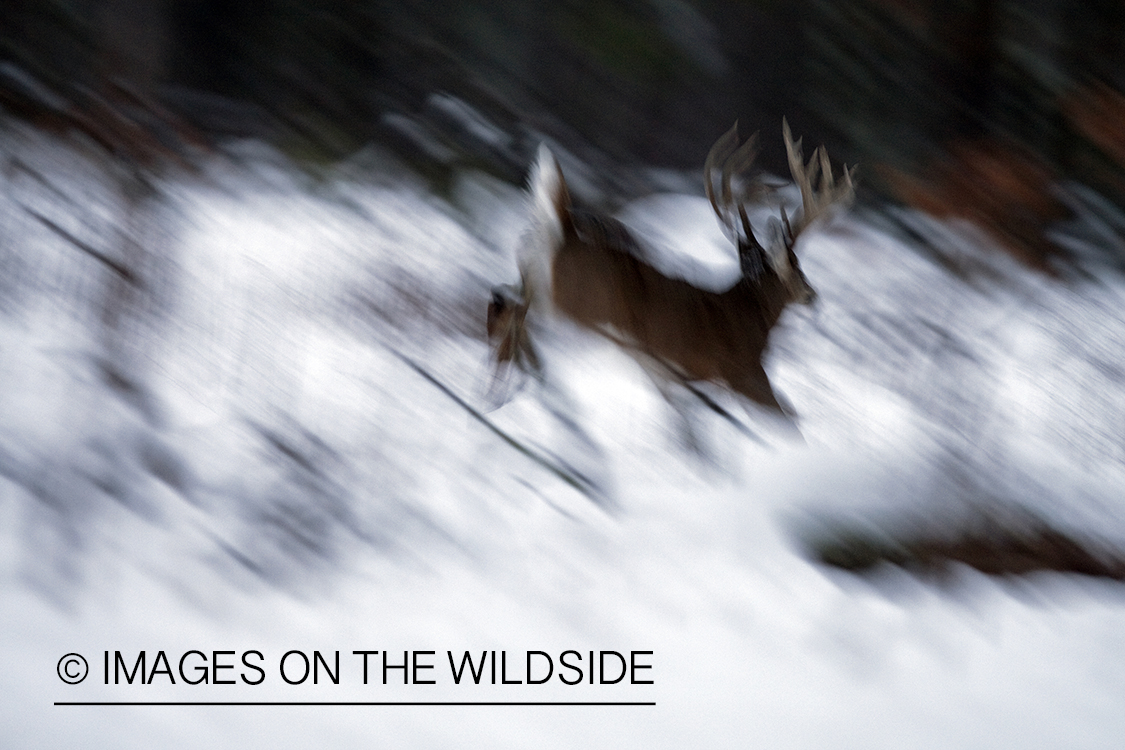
[55,701,655,707]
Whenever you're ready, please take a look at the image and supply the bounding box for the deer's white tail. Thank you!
[529,144,569,237]
[518,145,571,312]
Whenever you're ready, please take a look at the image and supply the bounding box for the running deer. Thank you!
[487,120,854,434]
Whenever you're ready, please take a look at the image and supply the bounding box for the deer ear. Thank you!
[764,216,792,279]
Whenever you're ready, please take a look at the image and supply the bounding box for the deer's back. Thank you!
[550,216,774,385]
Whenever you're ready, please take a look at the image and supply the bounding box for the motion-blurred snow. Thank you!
[2,123,1124,748]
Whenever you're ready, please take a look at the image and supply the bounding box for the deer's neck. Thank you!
[740,273,792,333]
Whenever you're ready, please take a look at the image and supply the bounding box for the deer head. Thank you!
[704,119,855,309]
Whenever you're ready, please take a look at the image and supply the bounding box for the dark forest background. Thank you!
[3,0,1125,267]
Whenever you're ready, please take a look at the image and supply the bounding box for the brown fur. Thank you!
[550,210,791,412]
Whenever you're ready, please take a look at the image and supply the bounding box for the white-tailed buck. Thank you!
[487,120,854,435]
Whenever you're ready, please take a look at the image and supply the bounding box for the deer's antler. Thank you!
[782,117,856,249]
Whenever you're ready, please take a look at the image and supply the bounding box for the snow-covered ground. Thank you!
[2,123,1125,748]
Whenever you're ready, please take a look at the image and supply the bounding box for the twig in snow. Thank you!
[387,347,606,505]
[22,206,136,284]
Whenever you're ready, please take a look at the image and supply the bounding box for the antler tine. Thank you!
[727,130,760,171]
[719,137,744,211]
[724,131,760,206]
[782,118,802,183]
[782,118,815,223]
[737,203,768,279]
[705,122,741,221]
[818,146,834,192]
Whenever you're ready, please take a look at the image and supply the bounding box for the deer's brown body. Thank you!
[550,210,790,411]
[488,121,853,425]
